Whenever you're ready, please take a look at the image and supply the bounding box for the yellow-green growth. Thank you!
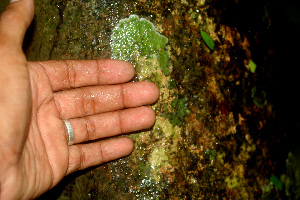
[111,15,170,75]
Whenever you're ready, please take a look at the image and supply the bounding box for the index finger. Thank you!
[30,59,135,91]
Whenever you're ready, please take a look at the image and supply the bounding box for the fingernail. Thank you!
[10,0,19,3]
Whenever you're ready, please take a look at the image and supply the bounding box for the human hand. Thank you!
[0,0,159,199]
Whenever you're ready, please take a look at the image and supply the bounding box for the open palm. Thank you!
[0,1,159,199]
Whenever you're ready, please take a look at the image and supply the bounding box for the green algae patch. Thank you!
[111,14,170,76]
[163,96,189,127]
[251,87,267,108]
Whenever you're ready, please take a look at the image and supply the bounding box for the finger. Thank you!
[67,137,133,174]
[31,59,135,91]
[66,106,155,144]
[0,0,34,48]
[54,81,160,119]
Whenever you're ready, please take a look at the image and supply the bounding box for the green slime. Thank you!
[111,14,170,76]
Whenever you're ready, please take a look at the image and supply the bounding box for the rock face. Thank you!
[17,0,286,199]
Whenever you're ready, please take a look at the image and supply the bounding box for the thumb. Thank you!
[0,0,34,48]
[0,0,34,152]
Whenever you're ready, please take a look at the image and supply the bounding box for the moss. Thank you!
[251,87,267,108]
[111,14,170,76]
[157,51,170,75]
[164,96,189,127]
[225,174,241,189]
[167,79,177,90]
[155,116,181,138]
[225,164,245,189]
[134,55,162,85]
[205,149,217,163]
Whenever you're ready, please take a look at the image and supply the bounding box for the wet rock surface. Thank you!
[1,0,296,199]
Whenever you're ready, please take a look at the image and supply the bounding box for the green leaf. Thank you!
[201,30,215,50]
[270,175,283,190]
[249,60,257,73]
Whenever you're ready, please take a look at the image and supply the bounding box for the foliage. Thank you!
[201,30,215,50]
[249,59,257,73]
[270,175,283,191]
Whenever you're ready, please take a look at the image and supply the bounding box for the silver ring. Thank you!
[63,119,74,145]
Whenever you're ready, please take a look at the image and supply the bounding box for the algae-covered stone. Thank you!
[23,0,284,198]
